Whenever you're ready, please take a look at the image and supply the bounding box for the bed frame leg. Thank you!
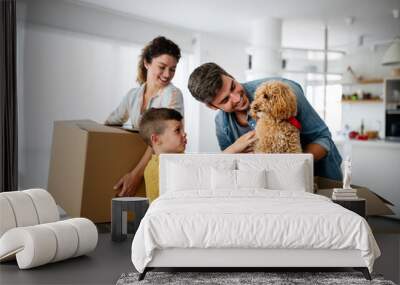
[354,267,371,280]
[138,268,148,281]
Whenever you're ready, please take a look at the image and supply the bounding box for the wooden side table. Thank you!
[111,197,149,242]
[332,198,366,218]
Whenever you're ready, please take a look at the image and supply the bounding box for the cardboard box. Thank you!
[48,120,147,223]
[314,176,394,216]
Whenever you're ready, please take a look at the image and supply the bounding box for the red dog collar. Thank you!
[288,117,301,130]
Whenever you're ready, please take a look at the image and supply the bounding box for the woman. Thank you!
[105,36,184,197]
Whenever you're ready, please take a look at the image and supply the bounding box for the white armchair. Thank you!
[0,189,98,269]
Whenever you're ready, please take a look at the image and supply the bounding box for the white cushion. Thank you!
[237,169,267,189]
[211,168,236,190]
[167,163,210,191]
[64,218,98,257]
[166,160,235,192]
[238,158,310,192]
[24,189,59,224]
[42,221,79,262]
[0,225,57,269]
[0,192,39,227]
[266,162,308,191]
[0,218,97,269]
[0,189,59,235]
[0,196,17,238]
[211,169,267,191]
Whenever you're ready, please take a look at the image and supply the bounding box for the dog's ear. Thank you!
[270,95,286,120]
[281,86,297,117]
[268,82,297,120]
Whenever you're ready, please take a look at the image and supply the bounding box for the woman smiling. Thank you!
[105,36,184,197]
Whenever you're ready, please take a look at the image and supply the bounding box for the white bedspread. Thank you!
[131,190,380,273]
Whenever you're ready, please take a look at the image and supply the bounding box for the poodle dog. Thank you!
[250,81,302,153]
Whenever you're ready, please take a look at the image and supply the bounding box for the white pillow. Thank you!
[211,168,236,190]
[238,158,309,192]
[167,163,209,191]
[211,168,267,190]
[167,160,235,192]
[237,169,267,189]
[266,162,307,191]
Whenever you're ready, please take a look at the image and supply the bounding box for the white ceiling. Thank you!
[76,0,400,49]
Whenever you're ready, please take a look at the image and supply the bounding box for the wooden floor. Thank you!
[0,217,399,285]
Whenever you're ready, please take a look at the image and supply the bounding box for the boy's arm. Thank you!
[114,146,153,197]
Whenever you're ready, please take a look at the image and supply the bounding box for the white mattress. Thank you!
[131,190,380,273]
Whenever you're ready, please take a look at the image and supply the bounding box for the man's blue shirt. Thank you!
[215,77,343,180]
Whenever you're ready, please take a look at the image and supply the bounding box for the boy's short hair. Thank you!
[139,108,183,146]
[188,62,233,104]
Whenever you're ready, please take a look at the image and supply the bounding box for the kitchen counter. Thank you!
[334,137,400,149]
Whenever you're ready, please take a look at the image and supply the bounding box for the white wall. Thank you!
[193,33,248,153]
[170,53,200,153]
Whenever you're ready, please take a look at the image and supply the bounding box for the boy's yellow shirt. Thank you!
[144,154,159,203]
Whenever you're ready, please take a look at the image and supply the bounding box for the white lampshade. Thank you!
[382,38,400,66]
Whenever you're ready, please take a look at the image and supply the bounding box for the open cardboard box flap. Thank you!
[314,176,394,216]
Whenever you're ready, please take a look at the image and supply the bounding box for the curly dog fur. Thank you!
[250,81,302,153]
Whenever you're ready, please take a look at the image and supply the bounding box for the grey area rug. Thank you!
[116,271,396,285]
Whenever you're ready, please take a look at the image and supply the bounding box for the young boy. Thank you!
[139,108,256,203]
[139,108,187,203]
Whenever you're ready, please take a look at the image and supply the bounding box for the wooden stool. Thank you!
[111,197,149,242]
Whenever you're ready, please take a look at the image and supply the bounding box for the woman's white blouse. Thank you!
[105,83,184,129]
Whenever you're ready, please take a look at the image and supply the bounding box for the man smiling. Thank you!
[188,62,342,180]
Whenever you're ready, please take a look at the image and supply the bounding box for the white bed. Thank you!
[131,154,380,280]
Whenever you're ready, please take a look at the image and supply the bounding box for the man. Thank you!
[188,62,342,180]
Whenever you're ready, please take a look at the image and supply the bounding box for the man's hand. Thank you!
[223,131,257,154]
[114,170,143,197]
